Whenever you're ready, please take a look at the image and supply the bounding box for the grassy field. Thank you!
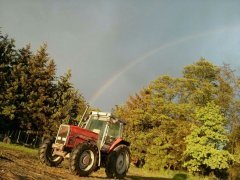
[0,142,38,155]
[0,142,207,180]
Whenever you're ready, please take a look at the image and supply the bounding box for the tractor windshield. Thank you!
[85,118,107,134]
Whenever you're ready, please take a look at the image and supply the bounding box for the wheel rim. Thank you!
[79,150,94,171]
[116,151,129,174]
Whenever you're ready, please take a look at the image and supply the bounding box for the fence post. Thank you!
[25,132,29,144]
[34,134,38,148]
[10,131,14,137]
[16,130,21,144]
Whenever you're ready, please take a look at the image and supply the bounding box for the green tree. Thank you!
[114,89,152,167]
[21,44,57,133]
[183,102,234,174]
[50,70,87,130]
[114,76,194,170]
[114,59,238,172]
[4,45,33,130]
[219,65,240,177]
[182,58,220,106]
[0,31,88,136]
[0,33,18,130]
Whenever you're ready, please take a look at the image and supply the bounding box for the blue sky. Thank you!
[1,0,240,111]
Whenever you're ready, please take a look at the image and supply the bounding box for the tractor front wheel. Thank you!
[105,145,130,179]
[39,138,63,167]
[70,142,98,177]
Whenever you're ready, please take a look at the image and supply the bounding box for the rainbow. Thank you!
[89,25,240,105]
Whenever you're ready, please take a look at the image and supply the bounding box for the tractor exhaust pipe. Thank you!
[78,105,89,127]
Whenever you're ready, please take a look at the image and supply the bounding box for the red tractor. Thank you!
[39,110,130,179]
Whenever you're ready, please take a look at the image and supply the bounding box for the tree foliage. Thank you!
[0,33,18,128]
[113,59,240,176]
[183,102,233,173]
[0,32,87,135]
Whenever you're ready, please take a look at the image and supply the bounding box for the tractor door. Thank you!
[101,121,123,152]
[84,116,109,149]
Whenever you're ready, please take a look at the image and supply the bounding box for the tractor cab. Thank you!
[83,111,124,150]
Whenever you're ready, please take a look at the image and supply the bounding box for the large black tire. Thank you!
[105,145,131,179]
[39,138,63,167]
[70,142,99,177]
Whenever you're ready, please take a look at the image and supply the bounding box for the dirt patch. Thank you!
[0,145,167,180]
[0,146,107,180]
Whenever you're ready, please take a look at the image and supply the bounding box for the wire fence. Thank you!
[0,130,44,148]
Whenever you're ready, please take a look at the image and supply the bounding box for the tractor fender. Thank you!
[108,138,130,153]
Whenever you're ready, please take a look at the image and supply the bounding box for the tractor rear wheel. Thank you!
[39,138,63,166]
[70,142,98,177]
[105,145,130,179]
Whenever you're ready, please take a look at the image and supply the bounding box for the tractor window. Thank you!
[85,118,107,134]
[108,122,121,139]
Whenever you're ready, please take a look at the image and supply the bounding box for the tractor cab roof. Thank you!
[89,111,126,125]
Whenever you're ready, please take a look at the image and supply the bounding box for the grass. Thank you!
[0,142,38,155]
[129,165,171,178]
[129,166,192,180]
[128,166,214,180]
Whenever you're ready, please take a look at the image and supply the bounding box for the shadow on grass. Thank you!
[0,155,14,162]
[126,175,171,180]
[0,169,28,180]
[90,175,171,180]
[88,176,106,179]
[172,173,188,180]
[126,173,188,180]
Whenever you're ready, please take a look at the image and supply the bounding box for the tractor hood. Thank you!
[69,125,99,141]
[55,124,98,147]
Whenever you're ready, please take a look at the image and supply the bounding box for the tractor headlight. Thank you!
[55,125,70,145]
